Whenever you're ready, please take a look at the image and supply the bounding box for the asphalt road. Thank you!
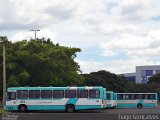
[1,106,160,120]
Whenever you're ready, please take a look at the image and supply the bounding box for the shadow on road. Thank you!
[9,109,106,114]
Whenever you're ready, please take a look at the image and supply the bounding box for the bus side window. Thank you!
[144,94,148,99]
[65,90,76,98]
[136,94,143,99]
[89,90,100,98]
[122,95,126,99]
[149,94,155,100]
[77,90,88,98]
[53,90,64,98]
[130,94,135,100]
[125,95,129,100]
[41,90,52,98]
[17,90,28,99]
[117,94,122,100]
[29,90,40,99]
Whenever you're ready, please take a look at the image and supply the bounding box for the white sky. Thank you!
[1,0,160,74]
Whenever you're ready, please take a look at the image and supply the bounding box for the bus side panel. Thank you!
[75,105,102,110]
[143,100,157,107]
[5,105,18,111]
[116,100,138,108]
[75,98,103,110]
[116,99,157,108]
[116,103,137,108]
[27,105,65,110]
[6,99,69,111]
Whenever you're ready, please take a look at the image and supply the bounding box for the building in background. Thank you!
[123,73,136,83]
[123,65,160,83]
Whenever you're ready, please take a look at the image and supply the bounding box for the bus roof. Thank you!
[106,91,114,93]
[7,86,104,91]
[116,93,157,94]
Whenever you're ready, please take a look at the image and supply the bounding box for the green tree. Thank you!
[148,73,160,84]
[83,70,128,92]
[0,38,84,96]
[8,75,18,87]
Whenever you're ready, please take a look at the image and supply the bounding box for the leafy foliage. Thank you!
[82,70,128,92]
[0,38,160,98]
[0,38,84,95]
[125,82,160,93]
[148,73,160,84]
[82,70,160,96]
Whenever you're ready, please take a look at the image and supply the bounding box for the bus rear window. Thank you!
[106,93,111,100]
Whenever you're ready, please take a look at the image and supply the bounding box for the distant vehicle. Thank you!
[115,93,158,109]
[106,91,117,108]
[5,86,106,112]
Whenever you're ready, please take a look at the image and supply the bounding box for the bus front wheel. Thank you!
[18,105,27,112]
[137,104,143,109]
[66,104,75,113]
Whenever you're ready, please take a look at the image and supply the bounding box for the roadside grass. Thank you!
[0,101,5,114]
[0,108,4,114]
[158,101,160,105]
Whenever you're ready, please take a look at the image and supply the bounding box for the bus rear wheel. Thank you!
[18,105,27,112]
[66,104,75,113]
[137,104,143,109]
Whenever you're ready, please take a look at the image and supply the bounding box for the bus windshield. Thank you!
[7,92,16,100]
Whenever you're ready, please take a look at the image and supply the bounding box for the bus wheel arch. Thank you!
[137,103,143,109]
[65,104,75,113]
[18,104,27,112]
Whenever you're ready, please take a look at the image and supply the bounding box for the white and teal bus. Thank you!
[106,91,117,108]
[5,86,106,112]
[116,93,158,109]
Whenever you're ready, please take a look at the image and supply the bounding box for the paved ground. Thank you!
[1,106,160,120]
[106,105,160,114]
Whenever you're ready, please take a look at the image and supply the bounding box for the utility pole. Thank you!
[0,36,7,108]
[30,29,40,39]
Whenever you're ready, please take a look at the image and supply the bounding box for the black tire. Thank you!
[66,104,75,113]
[18,105,27,112]
[137,104,143,109]
[112,106,116,108]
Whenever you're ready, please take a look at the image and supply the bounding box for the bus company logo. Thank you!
[1,113,18,120]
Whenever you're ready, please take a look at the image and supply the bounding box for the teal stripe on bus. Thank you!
[116,103,156,108]
[75,105,102,110]
[28,105,65,110]
[138,99,144,104]
[6,106,18,111]
[116,103,137,108]
[5,105,103,111]
[66,98,78,105]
